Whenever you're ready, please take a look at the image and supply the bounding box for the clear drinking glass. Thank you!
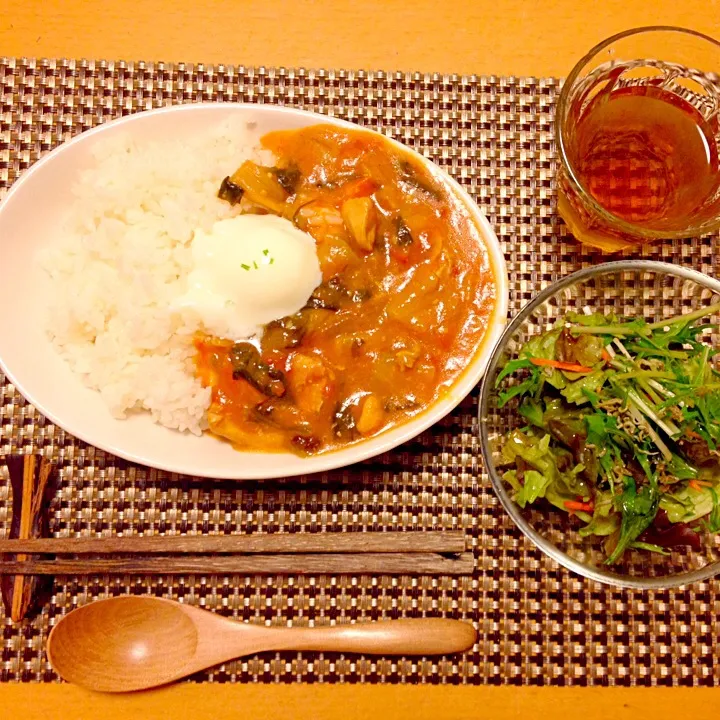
[556,26,720,252]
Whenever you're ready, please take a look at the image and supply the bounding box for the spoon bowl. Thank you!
[48,597,201,690]
[47,596,478,692]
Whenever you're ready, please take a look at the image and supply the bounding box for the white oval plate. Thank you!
[0,103,508,479]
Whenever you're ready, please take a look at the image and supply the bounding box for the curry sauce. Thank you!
[195,124,496,454]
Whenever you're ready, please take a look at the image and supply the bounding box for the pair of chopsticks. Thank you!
[0,456,472,623]
[0,531,473,576]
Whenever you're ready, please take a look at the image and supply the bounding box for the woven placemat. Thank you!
[0,57,718,687]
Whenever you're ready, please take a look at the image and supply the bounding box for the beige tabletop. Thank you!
[2,1,720,718]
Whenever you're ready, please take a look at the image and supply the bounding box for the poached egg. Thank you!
[176,214,322,340]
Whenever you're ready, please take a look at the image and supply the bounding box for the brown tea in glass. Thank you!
[556,27,720,252]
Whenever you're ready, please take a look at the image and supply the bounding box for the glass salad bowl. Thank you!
[479,260,720,588]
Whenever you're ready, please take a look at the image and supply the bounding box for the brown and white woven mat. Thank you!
[0,57,718,686]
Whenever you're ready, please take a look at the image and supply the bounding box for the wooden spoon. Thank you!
[47,596,477,692]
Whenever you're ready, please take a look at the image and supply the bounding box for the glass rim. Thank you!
[555,26,720,241]
[478,260,720,590]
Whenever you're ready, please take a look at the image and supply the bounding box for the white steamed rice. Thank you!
[40,120,270,435]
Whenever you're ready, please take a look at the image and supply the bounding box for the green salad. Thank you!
[495,302,720,564]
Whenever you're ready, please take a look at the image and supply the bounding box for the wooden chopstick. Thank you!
[0,532,473,576]
[0,552,474,576]
[0,531,466,555]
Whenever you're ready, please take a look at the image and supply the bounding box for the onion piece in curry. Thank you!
[195,124,496,455]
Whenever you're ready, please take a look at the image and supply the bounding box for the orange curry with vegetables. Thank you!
[195,124,496,455]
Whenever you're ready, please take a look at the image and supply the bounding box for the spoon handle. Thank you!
[267,618,476,656]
